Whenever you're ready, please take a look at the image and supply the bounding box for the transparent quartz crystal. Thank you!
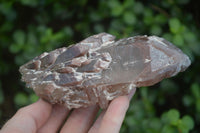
[19,33,191,109]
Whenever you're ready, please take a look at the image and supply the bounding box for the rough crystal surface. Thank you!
[19,33,191,109]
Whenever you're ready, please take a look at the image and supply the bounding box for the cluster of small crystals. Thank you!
[19,33,191,109]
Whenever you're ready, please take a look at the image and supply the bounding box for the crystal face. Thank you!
[19,33,191,109]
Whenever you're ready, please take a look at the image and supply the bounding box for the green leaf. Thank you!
[196,99,200,113]
[0,22,13,32]
[143,9,153,25]
[40,28,53,44]
[191,83,200,99]
[15,54,27,66]
[169,18,181,34]
[13,30,26,45]
[94,24,104,33]
[0,2,16,20]
[177,117,193,133]
[182,115,194,130]
[184,31,196,42]
[149,118,162,130]
[123,0,135,9]
[27,31,38,45]
[167,109,180,125]
[182,95,194,107]
[29,93,39,103]
[163,33,173,41]
[14,92,29,106]
[9,43,21,53]
[155,14,167,24]
[162,125,176,133]
[108,0,124,16]
[133,2,144,15]
[173,34,184,47]
[178,120,190,133]
[89,12,102,22]
[110,19,124,31]
[52,32,65,41]
[141,87,148,99]
[150,25,162,35]
[20,0,39,7]
[123,12,136,25]
[125,116,137,126]
[160,79,178,94]
[111,6,124,17]
[63,27,73,37]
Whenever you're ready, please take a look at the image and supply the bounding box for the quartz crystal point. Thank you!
[19,33,191,109]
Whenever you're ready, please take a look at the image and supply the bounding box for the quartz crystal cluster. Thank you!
[19,33,191,109]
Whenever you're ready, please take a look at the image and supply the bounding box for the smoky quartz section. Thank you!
[19,33,191,109]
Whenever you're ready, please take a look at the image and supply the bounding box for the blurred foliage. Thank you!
[0,0,200,132]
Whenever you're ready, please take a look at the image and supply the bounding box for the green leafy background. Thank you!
[0,0,199,132]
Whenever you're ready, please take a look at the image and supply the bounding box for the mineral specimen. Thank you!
[19,33,191,109]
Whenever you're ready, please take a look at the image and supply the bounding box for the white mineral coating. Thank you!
[19,33,191,109]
